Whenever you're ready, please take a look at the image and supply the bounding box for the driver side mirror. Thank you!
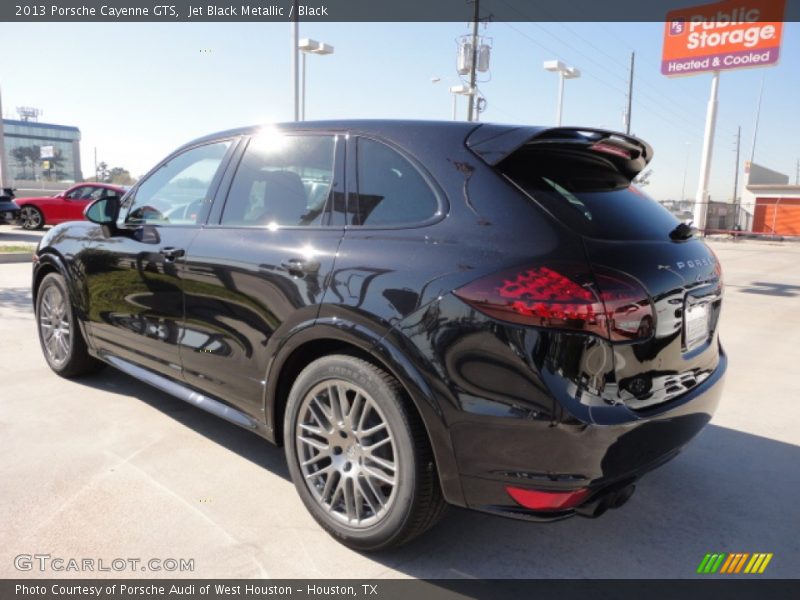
[84,196,120,236]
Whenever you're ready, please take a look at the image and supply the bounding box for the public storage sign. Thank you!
[662,0,785,76]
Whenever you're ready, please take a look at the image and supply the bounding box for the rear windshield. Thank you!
[500,147,679,241]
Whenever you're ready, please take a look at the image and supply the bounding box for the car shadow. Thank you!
[82,369,291,480]
[372,424,800,578]
[75,370,800,577]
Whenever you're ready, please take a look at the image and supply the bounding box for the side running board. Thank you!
[103,354,258,430]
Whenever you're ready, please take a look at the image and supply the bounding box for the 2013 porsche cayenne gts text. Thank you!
[32,121,725,550]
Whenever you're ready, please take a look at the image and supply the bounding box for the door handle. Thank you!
[159,247,185,261]
[281,257,320,277]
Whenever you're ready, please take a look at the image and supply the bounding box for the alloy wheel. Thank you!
[39,285,71,367]
[20,206,42,230]
[296,379,398,528]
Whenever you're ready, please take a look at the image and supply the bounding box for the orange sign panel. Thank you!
[662,0,785,76]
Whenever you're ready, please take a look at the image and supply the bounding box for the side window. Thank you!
[123,140,231,225]
[353,138,438,226]
[65,186,90,200]
[86,187,106,201]
[221,133,335,227]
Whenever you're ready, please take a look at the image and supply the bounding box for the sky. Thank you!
[1,20,798,201]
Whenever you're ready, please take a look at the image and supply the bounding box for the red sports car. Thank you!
[17,183,127,230]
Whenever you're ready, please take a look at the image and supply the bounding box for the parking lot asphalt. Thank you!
[1,239,798,579]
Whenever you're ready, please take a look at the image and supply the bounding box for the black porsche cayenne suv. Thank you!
[32,121,725,550]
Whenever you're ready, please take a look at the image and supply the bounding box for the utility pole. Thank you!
[795,158,799,185]
[732,126,741,203]
[466,0,479,122]
[749,75,764,164]
[625,52,635,135]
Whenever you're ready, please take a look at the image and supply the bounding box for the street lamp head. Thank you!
[298,38,334,55]
[543,59,566,72]
[563,67,581,79]
[313,42,334,55]
[449,84,474,96]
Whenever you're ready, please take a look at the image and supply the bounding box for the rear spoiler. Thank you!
[466,125,653,179]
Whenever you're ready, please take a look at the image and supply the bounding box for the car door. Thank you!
[179,130,346,419]
[63,185,103,221]
[49,185,89,223]
[80,138,237,381]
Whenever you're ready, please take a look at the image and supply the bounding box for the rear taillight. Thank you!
[454,263,654,342]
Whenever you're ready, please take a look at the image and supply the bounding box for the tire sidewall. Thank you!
[36,273,78,374]
[284,356,418,550]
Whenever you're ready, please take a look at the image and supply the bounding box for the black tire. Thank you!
[19,205,45,230]
[35,272,104,378]
[284,355,447,551]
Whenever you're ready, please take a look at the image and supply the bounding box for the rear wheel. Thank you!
[36,273,104,377]
[19,205,45,230]
[284,355,447,550]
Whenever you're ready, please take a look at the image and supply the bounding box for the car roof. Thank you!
[182,119,496,149]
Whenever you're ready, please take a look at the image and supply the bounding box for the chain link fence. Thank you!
[658,200,800,240]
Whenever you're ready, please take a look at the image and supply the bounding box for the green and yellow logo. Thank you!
[697,553,773,574]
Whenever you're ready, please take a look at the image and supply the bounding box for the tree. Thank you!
[96,162,110,182]
[9,145,40,180]
[107,167,136,185]
[10,147,31,179]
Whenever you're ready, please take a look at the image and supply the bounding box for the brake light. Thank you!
[454,263,654,341]
[589,141,631,159]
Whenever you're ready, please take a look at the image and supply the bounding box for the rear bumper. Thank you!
[454,348,726,521]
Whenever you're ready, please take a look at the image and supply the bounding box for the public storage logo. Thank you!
[697,552,774,574]
[662,0,785,76]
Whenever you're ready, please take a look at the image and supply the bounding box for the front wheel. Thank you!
[36,273,104,377]
[284,355,447,551]
[19,205,45,230]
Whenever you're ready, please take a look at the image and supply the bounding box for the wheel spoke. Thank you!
[363,464,396,486]
[365,452,395,472]
[360,421,387,437]
[298,436,329,452]
[364,436,392,452]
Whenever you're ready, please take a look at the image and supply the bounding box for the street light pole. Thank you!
[298,39,334,121]
[291,9,299,121]
[693,71,720,232]
[556,72,566,126]
[544,60,580,127]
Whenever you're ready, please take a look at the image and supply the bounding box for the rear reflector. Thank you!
[506,485,591,511]
[454,263,654,341]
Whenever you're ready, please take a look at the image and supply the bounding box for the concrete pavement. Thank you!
[1,240,798,579]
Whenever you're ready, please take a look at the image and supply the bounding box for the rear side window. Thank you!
[222,134,335,227]
[500,147,679,241]
[352,138,438,226]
